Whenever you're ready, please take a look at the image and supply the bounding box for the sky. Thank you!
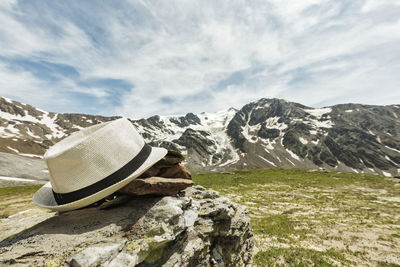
[0,0,399,118]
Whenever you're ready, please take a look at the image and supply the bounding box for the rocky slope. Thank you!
[1,96,399,178]
[0,186,254,266]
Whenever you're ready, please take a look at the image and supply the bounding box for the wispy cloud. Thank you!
[0,0,399,118]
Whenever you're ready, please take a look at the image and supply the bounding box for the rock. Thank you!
[157,163,192,179]
[0,209,55,241]
[119,177,194,196]
[0,186,254,266]
[3,96,400,178]
[139,151,190,179]
[118,150,193,196]
[69,243,121,267]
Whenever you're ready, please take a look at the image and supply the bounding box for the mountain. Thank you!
[1,96,399,178]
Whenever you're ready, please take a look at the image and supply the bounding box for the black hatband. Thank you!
[52,144,152,205]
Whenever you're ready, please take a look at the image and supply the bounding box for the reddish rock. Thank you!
[120,150,193,196]
[119,177,193,196]
[157,163,192,179]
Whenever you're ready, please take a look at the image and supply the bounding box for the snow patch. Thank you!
[385,155,398,166]
[19,153,43,158]
[262,139,276,150]
[302,108,334,128]
[7,146,43,158]
[0,109,65,139]
[0,176,37,182]
[0,124,20,138]
[299,137,308,145]
[263,117,288,130]
[311,139,319,145]
[241,124,261,144]
[385,145,400,154]
[382,171,392,177]
[286,149,301,161]
[7,209,35,219]
[142,108,240,167]
[2,97,13,103]
[286,158,296,166]
[7,146,19,153]
[304,107,332,118]
[257,155,276,167]
[309,119,334,128]
[26,128,41,139]
[345,110,353,113]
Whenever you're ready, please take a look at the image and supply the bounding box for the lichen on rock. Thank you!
[0,186,254,266]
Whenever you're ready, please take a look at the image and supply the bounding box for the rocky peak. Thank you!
[0,96,399,179]
[0,97,45,118]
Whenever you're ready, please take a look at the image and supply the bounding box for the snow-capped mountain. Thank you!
[1,96,400,178]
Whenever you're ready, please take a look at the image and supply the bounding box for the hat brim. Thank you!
[33,147,167,212]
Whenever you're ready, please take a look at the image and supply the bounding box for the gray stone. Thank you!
[0,186,254,266]
[108,252,138,267]
[69,243,120,267]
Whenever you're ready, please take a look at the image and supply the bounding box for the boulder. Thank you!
[0,186,254,266]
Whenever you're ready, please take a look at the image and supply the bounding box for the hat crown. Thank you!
[45,118,145,194]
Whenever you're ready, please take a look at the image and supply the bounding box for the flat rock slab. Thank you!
[119,177,193,196]
[0,209,55,241]
[0,186,254,267]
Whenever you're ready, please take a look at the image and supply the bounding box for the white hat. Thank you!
[33,118,167,212]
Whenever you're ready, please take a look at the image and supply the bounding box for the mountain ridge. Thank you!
[1,96,399,178]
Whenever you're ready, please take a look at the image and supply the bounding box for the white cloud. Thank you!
[0,0,399,117]
[0,62,111,113]
[361,0,400,13]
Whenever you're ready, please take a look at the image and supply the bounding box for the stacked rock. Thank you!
[119,150,194,196]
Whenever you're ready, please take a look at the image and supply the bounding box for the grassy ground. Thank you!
[0,185,42,218]
[1,169,399,266]
[194,169,400,266]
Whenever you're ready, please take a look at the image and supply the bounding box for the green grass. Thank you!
[0,185,42,197]
[252,214,302,241]
[194,168,396,191]
[193,168,400,266]
[1,169,399,266]
[0,185,42,219]
[377,262,400,267]
[254,248,349,267]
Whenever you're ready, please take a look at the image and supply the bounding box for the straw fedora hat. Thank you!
[33,118,167,212]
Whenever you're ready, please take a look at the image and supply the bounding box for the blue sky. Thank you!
[0,0,399,118]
